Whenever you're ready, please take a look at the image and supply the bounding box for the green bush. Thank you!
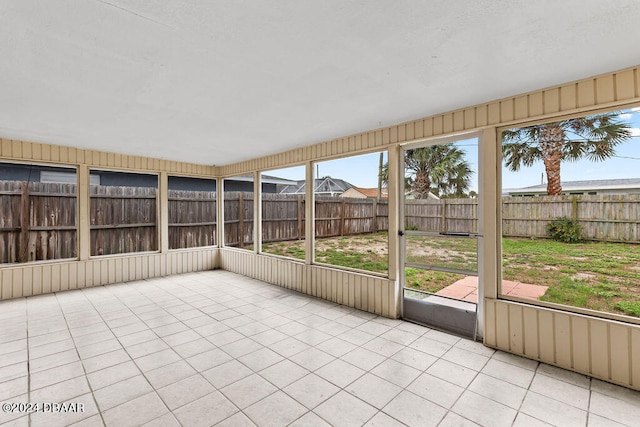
[547,217,583,243]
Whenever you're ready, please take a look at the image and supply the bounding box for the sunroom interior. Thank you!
[2,1,640,426]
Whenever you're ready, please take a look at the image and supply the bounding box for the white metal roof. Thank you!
[505,178,640,194]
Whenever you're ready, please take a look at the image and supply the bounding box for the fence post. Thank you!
[571,196,578,220]
[441,198,447,233]
[238,192,245,248]
[372,198,378,233]
[297,195,303,240]
[340,199,346,236]
[19,182,30,263]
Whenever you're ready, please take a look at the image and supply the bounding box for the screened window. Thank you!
[260,166,306,260]
[313,152,389,275]
[90,170,157,256]
[500,107,640,320]
[168,176,217,249]
[0,162,77,263]
[223,175,254,250]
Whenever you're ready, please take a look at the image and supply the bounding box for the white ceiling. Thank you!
[1,1,640,167]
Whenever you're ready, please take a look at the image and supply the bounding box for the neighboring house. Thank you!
[1,162,178,188]
[340,187,388,199]
[279,177,355,196]
[223,174,298,193]
[404,190,440,200]
[0,162,295,193]
[504,178,640,197]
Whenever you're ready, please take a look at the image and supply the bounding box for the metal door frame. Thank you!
[399,132,482,339]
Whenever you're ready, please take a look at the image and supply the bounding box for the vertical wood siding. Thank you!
[219,248,399,318]
[1,66,640,386]
[217,66,640,176]
[484,299,640,391]
[0,248,219,300]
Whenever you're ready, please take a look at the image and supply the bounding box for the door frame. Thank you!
[398,130,486,337]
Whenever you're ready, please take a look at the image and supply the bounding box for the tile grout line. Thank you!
[53,290,106,427]
[83,282,190,425]
[158,277,394,425]
[7,270,640,427]
[434,351,489,426]
[585,376,593,427]
[26,297,31,427]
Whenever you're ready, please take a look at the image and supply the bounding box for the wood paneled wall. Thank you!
[0,142,219,299]
[215,65,640,391]
[0,140,215,177]
[485,299,640,390]
[2,65,640,390]
[218,67,640,176]
[219,249,400,318]
[0,248,219,300]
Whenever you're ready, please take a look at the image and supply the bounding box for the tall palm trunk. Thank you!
[413,171,432,199]
[539,125,565,196]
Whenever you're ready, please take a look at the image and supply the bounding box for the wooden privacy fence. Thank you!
[234,193,640,244]
[262,193,304,244]
[169,189,217,249]
[405,198,478,233]
[225,193,390,247]
[3,182,640,264]
[90,185,157,255]
[0,181,77,263]
[224,192,254,247]
[315,195,388,238]
[502,194,640,242]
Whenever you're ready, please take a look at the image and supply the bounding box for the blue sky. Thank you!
[265,107,640,191]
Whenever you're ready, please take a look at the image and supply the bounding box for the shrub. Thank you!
[547,217,582,243]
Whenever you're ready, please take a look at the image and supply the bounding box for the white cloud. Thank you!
[619,113,632,119]
[632,107,640,113]
[630,128,640,137]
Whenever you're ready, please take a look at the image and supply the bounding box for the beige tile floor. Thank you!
[1,270,639,427]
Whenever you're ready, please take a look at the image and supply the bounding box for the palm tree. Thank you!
[502,112,632,195]
[380,144,473,198]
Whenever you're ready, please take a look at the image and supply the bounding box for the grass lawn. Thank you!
[262,232,640,318]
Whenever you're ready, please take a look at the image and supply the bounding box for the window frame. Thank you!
[0,160,81,265]
[496,102,640,326]
[88,167,160,258]
[167,174,218,250]
[258,164,308,262]
[310,150,391,279]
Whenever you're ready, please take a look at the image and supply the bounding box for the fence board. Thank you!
[502,194,640,242]
[0,181,77,264]
[90,185,157,255]
[2,183,640,266]
[168,189,217,249]
[224,192,254,247]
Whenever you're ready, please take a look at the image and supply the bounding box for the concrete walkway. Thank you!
[436,277,548,303]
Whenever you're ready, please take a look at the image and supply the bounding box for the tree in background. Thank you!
[381,144,473,198]
[502,112,632,195]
